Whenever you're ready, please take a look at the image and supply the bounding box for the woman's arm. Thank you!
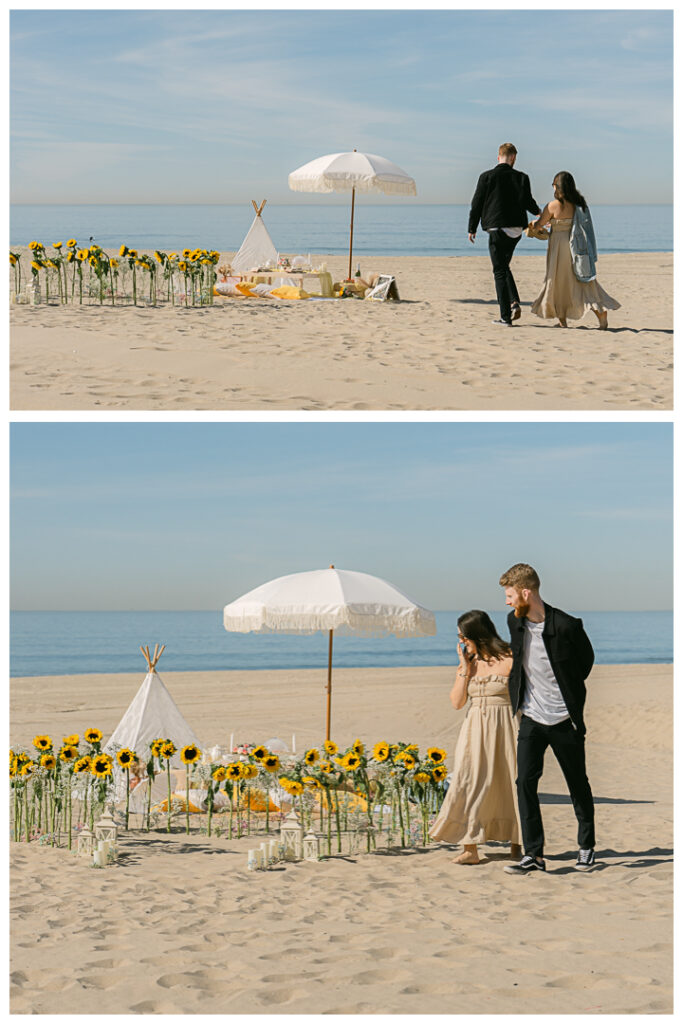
[531,201,556,230]
[450,648,475,709]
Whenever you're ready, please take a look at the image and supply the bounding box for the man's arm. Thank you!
[572,618,595,679]
[468,172,488,236]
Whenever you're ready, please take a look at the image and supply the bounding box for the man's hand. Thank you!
[468,232,476,244]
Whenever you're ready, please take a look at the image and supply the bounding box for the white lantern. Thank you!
[280,809,303,861]
[303,831,320,862]
[94,809,118,846]
[77,826,95,858]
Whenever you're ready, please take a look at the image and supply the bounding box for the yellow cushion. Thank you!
[270,286,310,300]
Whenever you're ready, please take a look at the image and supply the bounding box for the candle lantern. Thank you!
[280,809,303,861]
[77,826,95,858]
[94,808,118,847]
[303,831,320,862]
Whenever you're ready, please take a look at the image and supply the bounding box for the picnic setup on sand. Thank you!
[10,150,414,308]
[10,567,451,871]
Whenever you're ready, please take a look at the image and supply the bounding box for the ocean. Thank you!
[10,610,672,678]
[10,204,672,259]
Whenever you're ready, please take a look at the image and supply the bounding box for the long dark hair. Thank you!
[458,610,511,662]
[553,171,587,211]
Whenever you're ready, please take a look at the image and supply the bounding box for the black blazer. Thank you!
[507,603,594,735]
[468,163,540,234]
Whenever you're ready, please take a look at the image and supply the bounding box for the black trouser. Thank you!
[488,230,521,322]
[516,714,595,858]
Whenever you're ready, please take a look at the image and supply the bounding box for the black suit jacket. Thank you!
[507,603,594,735]
[468,163,540,234]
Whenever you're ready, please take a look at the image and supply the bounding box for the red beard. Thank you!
[513,600,530,619]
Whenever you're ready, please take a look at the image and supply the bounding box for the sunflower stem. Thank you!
[24,781,30,842]
[125,767,130,831]
[166,761,172,833]
[185,765,190,835]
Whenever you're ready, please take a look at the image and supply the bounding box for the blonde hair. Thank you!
[499,563,540,591]
[498,143,517,158]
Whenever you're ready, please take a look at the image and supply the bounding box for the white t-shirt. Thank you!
[521,619,570,725]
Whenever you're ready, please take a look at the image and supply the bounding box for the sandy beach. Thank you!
[10,250,672,411]
[10,663,672,1014]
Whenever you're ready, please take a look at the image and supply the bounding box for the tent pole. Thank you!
[326,629,334,741]
[347,187,355,281]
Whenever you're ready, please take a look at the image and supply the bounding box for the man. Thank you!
[468,143,541,326]
[498,563,596,874]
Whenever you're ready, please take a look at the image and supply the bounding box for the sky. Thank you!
[10,422,672,613]
[10,9,672,205]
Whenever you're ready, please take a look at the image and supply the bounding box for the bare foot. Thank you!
[558,317,567,328]
[595,310,608,330]
[452,848,481,865]
[510,844,523,860]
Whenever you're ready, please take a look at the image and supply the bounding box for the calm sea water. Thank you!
[10,610,672,678]
[10,204,672,258]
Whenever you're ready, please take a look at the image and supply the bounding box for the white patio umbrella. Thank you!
[223,565,436,740]
[288,150,417,281]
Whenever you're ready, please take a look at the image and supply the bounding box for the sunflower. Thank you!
[76,250,88,261]
[182,249,191,258]
[63,733,79,747]
[302,775,321,788]
[251,745,267,761]
[67,239,77,248]
[53,242,63,249]
[178,261,187,272]
[405,743,419,753]
[262,755,280,772]
[226,762,243,780]
[431,765,447,782]
[40,753,57,771]
[304,748,318,765]
[160,741,176,760]
[323,740,338,756]
[19,761,36,776]
[341,752,361,771]
[401,755,416,770]
[212,765,227,782]
[85,728,102,744]
[151,738,164,757]
[28,241,40,250]
[116,748,135,768]
[59,745,79,762]
[9,757,18,777]
[318,760,333,774]
[9,253,17,265]
[427,747,447,764]
[372,741,390,762]
[280,777,303,796]
[180,744,201,765]
[91,755,113,778]
[168,252,178,261]
[241,763,258,780]
[414,771,430,784]
[352,739,364,756]
[110,258,119,269]
[31,261,43,272]
[33,735,52,752]
[154,251,164,264]
[74,756,92,774]
[128,249,137,258]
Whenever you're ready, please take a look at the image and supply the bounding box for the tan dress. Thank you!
[429,673,521,846]
[531,217,621,322]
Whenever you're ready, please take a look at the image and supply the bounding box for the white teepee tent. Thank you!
[231,199,279,273]
[105,645,201,770]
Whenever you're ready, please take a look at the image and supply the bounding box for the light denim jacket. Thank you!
[569,205,598,282]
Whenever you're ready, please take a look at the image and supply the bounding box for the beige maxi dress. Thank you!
[531,216,621,322]
[429,673,521,846]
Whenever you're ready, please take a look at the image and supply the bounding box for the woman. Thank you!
[429,610,522,864]
[530,171,620,329]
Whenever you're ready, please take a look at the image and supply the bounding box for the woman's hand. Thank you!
[456,639,477,679]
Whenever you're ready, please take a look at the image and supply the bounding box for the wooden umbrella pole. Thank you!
[326,629,334,741]
[347,187,356,281]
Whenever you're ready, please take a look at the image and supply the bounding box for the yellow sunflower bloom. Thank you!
[154,251,164,263]
[84,728,102,744]
[401,755,416,770]
[241,763,258,780]
[318,760,333,774]
[76,250,88,261]
[10,757,18,777]
[304,748,319,765]
[67,239,77,248]
[432,765,447,782]
[251,745,267,761]
[62,734,79,746]
[414,771,429,784]
[40,754,57,771]
[9,253,17,265]
[406,744,419,753]
[427,748,447,764]
[160,741,177,760]
[151,739,164,757]
[263,755,280,772]
[128,249,137,258]
[323,740,338,756]
[372,741,390,762]
[20,762,36,776]
[352,739,364,756]
[116,748,135,768]
[59,745,79,762]
[342,752,362,771]
[53,242,62,249]
[33,735,52,752]
[66,252,74,262]
[28,241,40,250]
[74,756,92,774]
[31,261,42,271]
[168,252,178,260]
[178,261,187,272]
[91,754,113,778]
[110,258,119,269]
[180,744,201,765]
[302,775,321,788]
[182,249,191,258]
[227,762,243,779]
[212,765,227,781]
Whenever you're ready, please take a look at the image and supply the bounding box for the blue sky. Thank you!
[10,422,672,612]
[10,10,672,204]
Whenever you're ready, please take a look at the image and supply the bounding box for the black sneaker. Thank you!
[575,848,596,871]
[504,854,546,875]
[492,318,513,326]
